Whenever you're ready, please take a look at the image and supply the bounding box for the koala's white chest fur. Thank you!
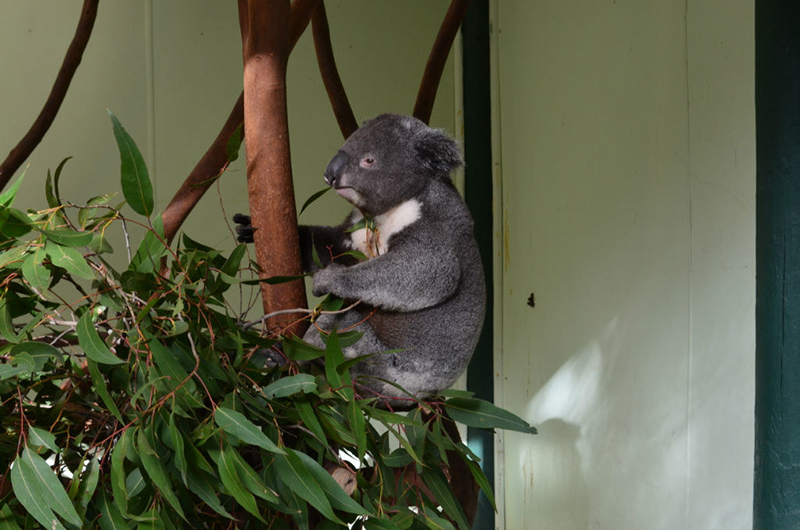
[348,199,422,257]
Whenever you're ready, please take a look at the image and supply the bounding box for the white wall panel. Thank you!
[495,0,754,528]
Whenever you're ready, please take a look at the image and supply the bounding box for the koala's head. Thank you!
[323,114,463,217]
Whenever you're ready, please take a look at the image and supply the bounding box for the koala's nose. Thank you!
[324,151,349,187]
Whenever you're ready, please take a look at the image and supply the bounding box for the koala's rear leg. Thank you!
[303,311,387,357]
[305,311,415,405]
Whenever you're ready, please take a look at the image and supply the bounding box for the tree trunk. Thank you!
[238,0,308,336]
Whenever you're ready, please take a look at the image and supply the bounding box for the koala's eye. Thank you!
[360,157,376,168]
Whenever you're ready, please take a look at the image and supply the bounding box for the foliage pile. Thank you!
[0,114,535,529]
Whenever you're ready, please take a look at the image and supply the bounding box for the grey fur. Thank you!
[299,114,485,407]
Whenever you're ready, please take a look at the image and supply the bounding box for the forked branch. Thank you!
[162,0,320,244]
[0,0,100,190]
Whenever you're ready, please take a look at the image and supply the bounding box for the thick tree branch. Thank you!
[162,0,319,245]
[312,2,358,139]
[238,0,308,335]
[412,0,471,125]
[0,0,99,190]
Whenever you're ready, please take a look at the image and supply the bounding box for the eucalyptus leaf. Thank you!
[77,311,124,365]
[21,446,83,527]
[10,455,66,530]
[108,110,153,217]
[136,428,186,520]
[45,240,95,279]
[444,397,537,434]
[261,373,317,399]
[274,448,342,525]
[213,406,284,454]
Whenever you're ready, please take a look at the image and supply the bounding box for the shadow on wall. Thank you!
[516,315,693,529]
[520,419,589,530]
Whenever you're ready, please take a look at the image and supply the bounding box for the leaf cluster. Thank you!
[0,113,535,529]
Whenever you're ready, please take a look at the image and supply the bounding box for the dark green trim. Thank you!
[755,1,800,528]
[462,1,494,528]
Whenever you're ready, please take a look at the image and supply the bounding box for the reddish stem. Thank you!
[312,2,359,139]
[412,0,471,124]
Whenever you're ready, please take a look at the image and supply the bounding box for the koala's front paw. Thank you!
[312,263,345,297]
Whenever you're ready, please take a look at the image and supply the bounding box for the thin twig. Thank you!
[312,1,358,139]
[241,299,361,330]
[412,0,471,124]
[0,0,100,189]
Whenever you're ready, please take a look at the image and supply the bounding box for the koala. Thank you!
[238,114,485,408]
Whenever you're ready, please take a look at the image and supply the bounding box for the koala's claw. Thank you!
[233,213,255,243]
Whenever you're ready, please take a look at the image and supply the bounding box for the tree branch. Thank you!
[412,0,471,125]
[238,0,308,336]
[0,0,100,190]
[312,1,358,139]
[162,0,320,245]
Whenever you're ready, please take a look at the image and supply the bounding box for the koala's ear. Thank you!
[414,127,463,177]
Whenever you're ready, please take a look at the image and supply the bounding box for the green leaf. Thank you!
[168,414,187,486]
[21,246,50,292]
[437,388,475,399]
[97,489,130,530]
[136,428,186,520]
[293,451,369,516]
[45,240,95,279]
[8,342,60,371]
[366,407,425,427]
[364,517,401,530]
[39,228,93,247]
[0,297,17,343]
[0,172,25,207]
[274,448,342,525]
[220,243,246,277]
[144,332,203,409]
[348,399,367,464]
[109,110,153,217]
[213,406,284,454]
[461,455,495,510]
[27,427,58,454]
[296,397,327,444]
[282,335,326,361]
[129,215,167,273]
[185,469,234,520]
[382,448,414,468]
[0,244,28,269]
[110,428,132,516]
[45,157,71,209]
[72,455,100,519]
[299,187,331,216]
[225,123,244,163]
[421,467,469,530]
[0,207,33,238]
[227,447,280,504]
[77,312,124,365]
[325,330,353,400]
[10,454,65,530]
[0,503,21,530]
[211,447,264,522]
[87,359,124,422]
[444,397,537,434]
[261,374,317,399]
[21,446,83,527]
